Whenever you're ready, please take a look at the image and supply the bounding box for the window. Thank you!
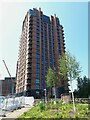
[42,86,44,90]
[42,50,44,55]
[42,42,44,46]
[36,28,40,32]
[42,57,44,61]
[54,62,56,68]
[36,49,40,53]
[36,37,40,41]
[36,59,40,63]
[36,64,40,69]
[42,65,44,69]
[45,71,48,74]
[50,64,52,68]
[58,39,60,44]
[36,73,40,78]
[43,15,50,23]
[36,33,39,37]
[36,79,40,84]
[58,49,61,54]
[49,49,52,53]
[36,54,40,58]
[45,66,48,69]
[36,68,40,73]
[41,76,44,79]
[42,69,44,74]
[42,79,44,84]
[50,54,52,57]
[37,25,39,29]
[36,41,40,46]
[37,21,39,25]
[36,90,40,94]
[29,9,36,16]
[42,61,44,64]
[36,84,39,89]
[36,45,40,49]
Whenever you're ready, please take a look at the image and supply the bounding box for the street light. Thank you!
[54,67,56,104]
[44,89,47,103]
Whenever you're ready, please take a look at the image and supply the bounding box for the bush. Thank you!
[38,102,45,112]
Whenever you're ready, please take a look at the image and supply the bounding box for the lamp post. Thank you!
[54,67,56,104]
[44,89,47,103]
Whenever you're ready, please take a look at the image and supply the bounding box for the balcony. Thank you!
[62,36,65,39]
[27,84,31,90]
[63,43,65,46]
[27,69,32,74]
[28,42,32,46]
[62,33,64,36]
[27,74,32,79]
[27,59,32,63]
[28,35,32,39]
[28,46,32,50]
[60,25,63,29]
[29,23,33,28]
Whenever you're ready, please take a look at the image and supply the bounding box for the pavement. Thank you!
[0,105,32,120]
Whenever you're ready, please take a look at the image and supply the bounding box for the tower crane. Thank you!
[2,60,16,95]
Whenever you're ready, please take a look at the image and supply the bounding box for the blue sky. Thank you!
[0,2,88,88]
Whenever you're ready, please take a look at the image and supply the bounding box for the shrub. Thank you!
[18,101,89,119]
[38,102,45,112]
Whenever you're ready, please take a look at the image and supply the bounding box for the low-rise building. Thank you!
[0,77,16,96]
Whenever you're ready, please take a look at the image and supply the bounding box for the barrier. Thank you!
[0,96,34,116]
[24,97,34,106]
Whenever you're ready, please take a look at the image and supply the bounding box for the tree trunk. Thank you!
[54,84,56,104]
[70,81,76,112]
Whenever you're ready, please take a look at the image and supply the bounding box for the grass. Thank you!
[17,100,90,119]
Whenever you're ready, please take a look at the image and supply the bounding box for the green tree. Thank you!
[59,51,81,112]
[75,76,90,98]
[46,67,58,104]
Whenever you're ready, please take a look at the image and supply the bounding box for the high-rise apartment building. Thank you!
[16,8,68,98]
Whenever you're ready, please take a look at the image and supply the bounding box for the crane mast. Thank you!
[3,60,15,95]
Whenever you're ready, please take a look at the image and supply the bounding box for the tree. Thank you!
[46,67,58,104]
[59,51,81,112]
[75,76,90,98]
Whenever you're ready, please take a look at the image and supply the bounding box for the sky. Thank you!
[0,1,88,89]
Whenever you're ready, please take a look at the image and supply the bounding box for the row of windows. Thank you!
[36,27,51,33]
[35,36,56,42]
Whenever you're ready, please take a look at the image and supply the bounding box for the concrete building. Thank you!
[0,77,16,96]
[16,8,69,98]
[0,80,2,96]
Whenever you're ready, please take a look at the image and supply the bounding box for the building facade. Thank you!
[0,77,16,96]
[16,8,68,98]
[0,80,2,96]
